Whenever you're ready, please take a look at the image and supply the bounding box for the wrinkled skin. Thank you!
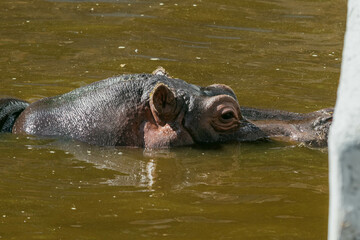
[1,70,332,148]
[240,107,332,147]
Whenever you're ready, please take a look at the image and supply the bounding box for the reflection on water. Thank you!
[0,0,345,239]
[0,134,329,239]
[49,140,161,189]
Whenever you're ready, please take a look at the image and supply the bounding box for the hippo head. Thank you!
[144,81,264,148]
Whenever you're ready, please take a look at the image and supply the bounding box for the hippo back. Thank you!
[11,74,206,146]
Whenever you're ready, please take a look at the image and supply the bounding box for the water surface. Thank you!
[0,0,346,239]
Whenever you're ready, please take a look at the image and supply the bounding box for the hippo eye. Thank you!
[221,111,235,120]
[209,98,241,133]
[212,109,240,132]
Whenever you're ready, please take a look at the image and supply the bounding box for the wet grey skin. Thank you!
[0,71,332,148]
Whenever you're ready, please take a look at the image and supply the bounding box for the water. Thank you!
[0,0,345,239]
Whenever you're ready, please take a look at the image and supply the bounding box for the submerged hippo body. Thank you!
[0,70,332,148]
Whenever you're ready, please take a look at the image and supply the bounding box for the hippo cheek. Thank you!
[187,121,254,144]
[184,116,219,143]
[143,122,194,148]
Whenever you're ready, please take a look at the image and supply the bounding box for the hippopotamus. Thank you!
[0,68,332,148]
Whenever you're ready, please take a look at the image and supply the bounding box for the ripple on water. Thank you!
[91,13,156,18]
[130,216,233,225]
[207,24,273,33]
[46,0,135,2]
[130,54,178,62]
[205,35,242,40]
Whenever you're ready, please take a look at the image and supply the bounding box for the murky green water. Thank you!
[0,0,345,239]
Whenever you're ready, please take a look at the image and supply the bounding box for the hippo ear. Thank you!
[150,83,178,125]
